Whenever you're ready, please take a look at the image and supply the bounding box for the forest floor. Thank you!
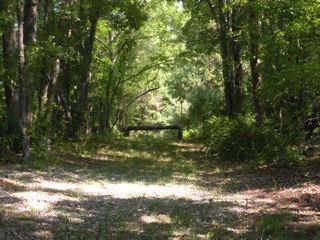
[0,135,320,239]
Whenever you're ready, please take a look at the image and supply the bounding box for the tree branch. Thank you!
[111,86,161,132]
[205,0,218,22]
[126,86,160,108]
[119,60,172,85]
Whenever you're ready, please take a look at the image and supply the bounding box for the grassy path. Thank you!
[0,136,319,239]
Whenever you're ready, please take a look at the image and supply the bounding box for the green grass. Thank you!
[257,213,294,239]
[38,135,201,185]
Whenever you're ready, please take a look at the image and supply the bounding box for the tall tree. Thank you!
[182,0,243,117]
[93,0,148,132]
[260,0,320,135]
[247,0,263,122]
[71,0,101,135]
[17,0,30,161]
[1,0,20,150]
[206,0,243,117]
[23,0,39,126]
[38,0,61,124]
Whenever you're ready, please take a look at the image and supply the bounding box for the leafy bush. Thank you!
[203,115,303,164]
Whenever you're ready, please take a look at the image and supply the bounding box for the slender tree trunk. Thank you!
[231,5,243,114]
[207,0,243,117]
[205,0,243,117]
[23,0,39,127]
[75,14,98,135]
[17,0,30,162]
[59,91,74,137]
[2,18,21,151]
[249,0,264,123]
[218,0,236,117]
[100,31,117,132]
[61,6,74,138]
[38,0,50,113]
[43,58,60,123]
[104,65,114,131]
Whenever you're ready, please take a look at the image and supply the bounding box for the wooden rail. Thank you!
[123,125,182,139]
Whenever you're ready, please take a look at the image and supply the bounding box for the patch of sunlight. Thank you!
[13,191,77,212]
[103,183,210,200]
[33,179,211,201]
[139,214,172,224]
[126,150,156,159]
[65,216,84,223]
[90,155,109,161]
[33,230,53,239]
[170,229,191,239]
[80,184,104,194]
[94,148,166,162]
[158,156,172,162]
[38,181,75,191]
[173,174,198,182]
[37,181,104,195]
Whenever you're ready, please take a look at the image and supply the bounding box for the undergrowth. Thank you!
[202,115,309,165]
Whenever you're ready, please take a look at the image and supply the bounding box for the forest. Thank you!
[0,0,320,239]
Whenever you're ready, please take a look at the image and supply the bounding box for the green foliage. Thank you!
[260,0,320,128]
[0,0,15,30]
[177,0,320,164]
[203,116,303,164]
[27,150,62,170]
[186,85,224,127]
[1,0,319,164]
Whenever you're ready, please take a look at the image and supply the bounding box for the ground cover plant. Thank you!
[0,136,319,239]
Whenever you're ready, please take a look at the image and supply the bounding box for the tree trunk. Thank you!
[248,0,264,123]
[218,0,232,116]
[2,17,21,151]
[74,14,99,135]
[23,0,39,127]
[38,0,50,113]
[218,0,242,117]
[206,0,243,117]
[101,31,121,132]
[17,0,30,162]
[231,5,243,114]
[104,67,114,131]
[42,58,60,123]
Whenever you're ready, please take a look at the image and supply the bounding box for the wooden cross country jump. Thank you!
[123,125,183,139]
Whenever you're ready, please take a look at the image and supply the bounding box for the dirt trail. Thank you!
[0,138,319,239]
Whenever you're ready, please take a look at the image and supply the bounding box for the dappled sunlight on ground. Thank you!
[32,178,210,200]
[140,214,172,224]
[1,138,320,239]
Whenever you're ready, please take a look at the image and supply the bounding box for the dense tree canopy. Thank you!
[0,0,319,162]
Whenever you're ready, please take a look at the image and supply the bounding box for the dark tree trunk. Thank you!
[17,0,30,162]
[2,18,21,151]
[207,0,243,117]
[42,58,60,123]
[217,0,234,117]
[38,0,50,112]
[74,14,99,136]
[231,5,243,114]
[248,0,264,123]
[23,0,39,127]
[218,0,243,117]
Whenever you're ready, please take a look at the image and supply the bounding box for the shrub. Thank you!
[203,115,303,164]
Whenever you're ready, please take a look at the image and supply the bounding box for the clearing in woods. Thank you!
[0,136,319,239]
